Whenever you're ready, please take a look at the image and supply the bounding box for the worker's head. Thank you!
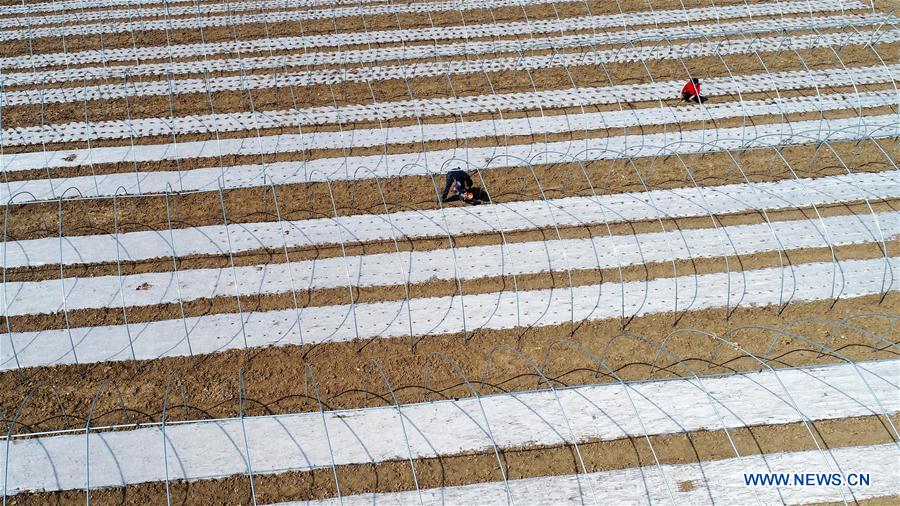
[461,190,475,202]
[691,78,700,84]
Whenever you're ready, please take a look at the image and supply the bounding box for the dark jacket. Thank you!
[440,170,474,201]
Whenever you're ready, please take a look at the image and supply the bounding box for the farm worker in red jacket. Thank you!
[681,78,707,104]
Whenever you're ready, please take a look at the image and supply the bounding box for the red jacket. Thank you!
[682,81,700,95]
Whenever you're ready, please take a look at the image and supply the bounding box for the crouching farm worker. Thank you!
[440,168,481,204]
[681,78,708,104]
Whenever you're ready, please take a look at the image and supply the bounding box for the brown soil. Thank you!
[9,414,899,505]
[678,479,697,492]
[3,138,895,243]
[873,0,897,14]
[4,238,894,333]
[2,293,897,437]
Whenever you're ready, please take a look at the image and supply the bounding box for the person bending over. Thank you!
[440,169,475,203]
[681,78,708,104]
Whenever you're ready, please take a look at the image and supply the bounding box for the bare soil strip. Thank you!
[3,139,895,243]
[2,294,896,435]
[7,414,898,505]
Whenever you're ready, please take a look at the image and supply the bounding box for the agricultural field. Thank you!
[0,0,898,503]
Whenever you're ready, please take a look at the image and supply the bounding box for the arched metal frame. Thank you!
[0,0,897,503]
